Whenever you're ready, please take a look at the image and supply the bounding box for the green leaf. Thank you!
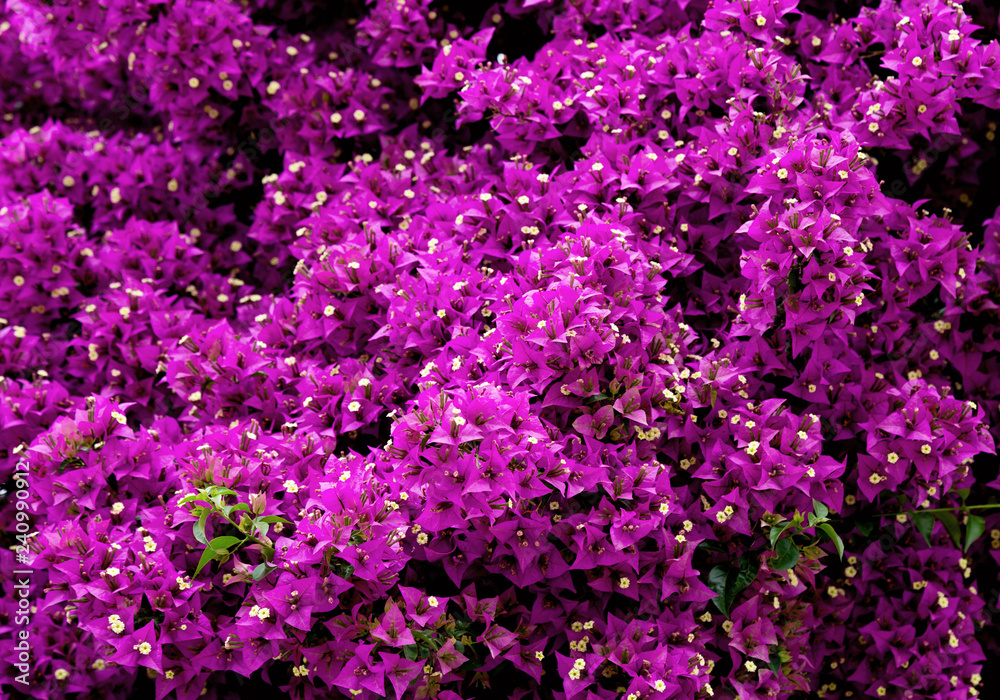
[766,648,782,675]
[695,540,726,556]
[710,385,718,410]
[732,554,760,602]
[954,488,971,504]
[207,535,243,553]
[911,512,935,547]
[178,493,204,506]
[706,565,729,615]
[935,512,962,548]
[769,521,792,549]
[771,538,799,570]
[818,523,844,560]
[854,518,874,537]
[257,515,291,524]
[706,564,728,597]
[811,499,829,520]
[251,563,269,581]
[194,548,217,576]
[965,515,986,553]
[193,512,209,545]
[708,555,760,616]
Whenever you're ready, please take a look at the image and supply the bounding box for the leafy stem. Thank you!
[178,484,290,579]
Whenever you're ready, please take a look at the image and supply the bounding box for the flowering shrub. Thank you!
[1,0,1000,699]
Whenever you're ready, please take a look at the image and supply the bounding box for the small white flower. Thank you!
[283,480,299,493]
[348,401,361,412]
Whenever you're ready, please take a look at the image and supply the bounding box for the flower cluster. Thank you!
[1,0,999,699]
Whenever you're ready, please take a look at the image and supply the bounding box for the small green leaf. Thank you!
[771,538,799,570]
[706,565,729,615]
[251,563,269,581]
[178,493,204,506]
[695,540,726,556]
[710,385,718,410]
[731,553,760,603]
[965,515,986,553]
[954,488,971,504]
[818,523,844,560]
[769,521,792,549]
[257,515,291,524]
[766,648,782,675]
[193,512,209,545]
[706,564,728,597]
[194,548,217,576]
[911,512,935,547]
[854,518,874,537]
[935,512,962,548]
[812,499,829,520]
[208,535,243,553]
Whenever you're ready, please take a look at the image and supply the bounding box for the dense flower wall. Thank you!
[0,0,999,699]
